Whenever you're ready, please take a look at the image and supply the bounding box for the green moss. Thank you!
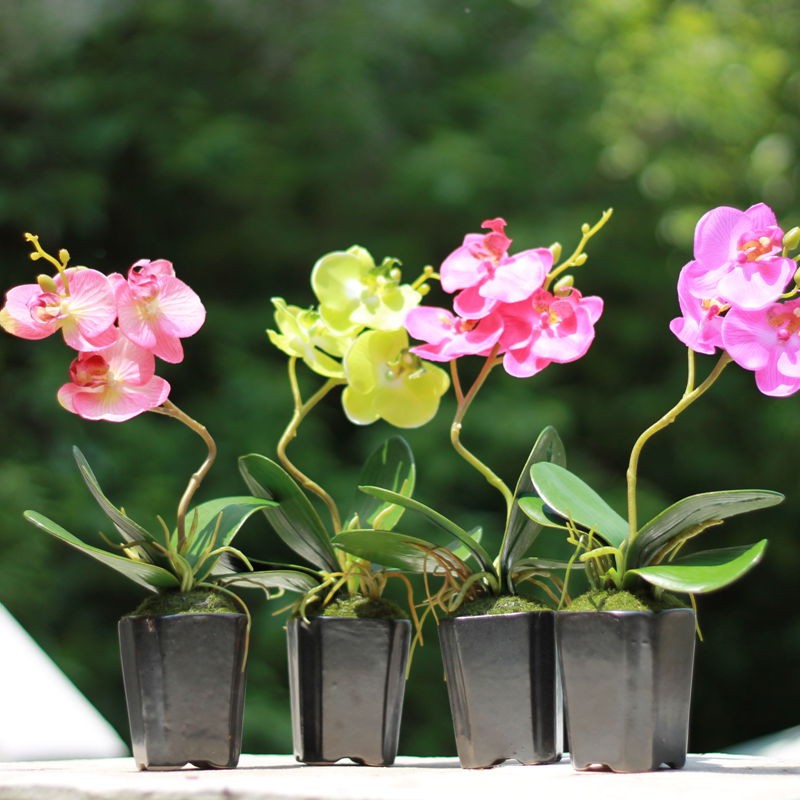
[451,594,549,618]
[566,589,687,612]
[127,589,240,617]
[312,594,407,620]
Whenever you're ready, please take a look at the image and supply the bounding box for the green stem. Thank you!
[626,350,732,541]
[449,351,514,518]
[277,357,345,533]
[149,400,216,551]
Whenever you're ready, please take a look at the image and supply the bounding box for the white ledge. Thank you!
[0,754,798,800]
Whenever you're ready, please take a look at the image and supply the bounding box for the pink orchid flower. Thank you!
[57,336,171,421]
[684,203,795,310]
[669,262,726,354]
[500,288,603,378]
[721,299,800,397]
[111,259,205,363]
[0,268,118,351]
[440,218,551,319]
[405,306,505,362]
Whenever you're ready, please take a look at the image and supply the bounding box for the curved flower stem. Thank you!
[149,399,217,551]
[277,357,345,533]
[449,349,514,519]
[626,350,732,541]
[545,208,614,289]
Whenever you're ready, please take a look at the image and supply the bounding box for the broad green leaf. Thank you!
[24,510,179,592]
[358,485,495,574]
[452,527,483,564]
[626,540,767,594]
[333,529,453,573]
[517,497,570,530]
[179,496,277,580]
[239,453,339,572]
[628,490,784,569]
[511,556,585,571]
[501,426,566,576]
[73,447,157,555]
[217,568,321,594]
[344,436,415,531]
[530,462,629,548]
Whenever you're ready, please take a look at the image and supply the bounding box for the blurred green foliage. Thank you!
[1,0,799,756]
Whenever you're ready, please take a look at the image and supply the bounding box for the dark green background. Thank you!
[1,0,798,756]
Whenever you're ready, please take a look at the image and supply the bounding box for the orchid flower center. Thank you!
[29,291,65,324]
[69,353,110,388]
[737,227,782,263]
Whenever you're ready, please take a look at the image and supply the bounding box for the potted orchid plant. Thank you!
[520,203,788,772]
[332,211,611,768]
[233,245,449,765]
[0,234,278,770]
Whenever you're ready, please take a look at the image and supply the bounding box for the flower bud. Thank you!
[549,242,562,263]
[574,252,588,266]
[58,248,70,265]
[36,274,59,292]
[793,265,800,288]
[783,227,800,252]
[553,274,574,296]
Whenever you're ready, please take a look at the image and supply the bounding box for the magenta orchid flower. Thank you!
[669,263,727,355]
[684,203,795,311]
[57,336,171,422]
[405,306,504,362]
[111,259,206,364]
[440,218,552,319]
[0,268,118,351]
[500,288,603,378]
[721,300,800,397]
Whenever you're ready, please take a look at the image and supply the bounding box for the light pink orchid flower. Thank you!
[721,299,800,397]
[57,336,171,421]
[0,268,118,351]
[669,262,726,355]
[405,306,505,362]
[684,203,795,311]
[111,259,205,364]
[500,288,603,378]
[440,218,551,319]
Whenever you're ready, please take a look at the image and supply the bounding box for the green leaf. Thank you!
[180,496,277,580]
[628,490,784,568]
[358,485,495,574]
[333,529,450,573]
[516,496,570,530]
[530,462,629,548]
[73,447,157,554]
[511,556,585,571]
[24,510,179,592]
[217,568,321,594]
[344,436,415,531]
[501,426,566,578]
[239,453,340,573]
[627,540,768,594]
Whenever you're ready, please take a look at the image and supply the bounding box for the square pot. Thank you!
[118,612,248,770]
[438,611,563,768]
[287,616,410,765]
[556,608,696,772]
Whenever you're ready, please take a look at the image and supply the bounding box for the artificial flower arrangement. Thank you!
[231,245,452,624]
[332,212,613,615]
[521,202,789,613]
[0,234,279,611]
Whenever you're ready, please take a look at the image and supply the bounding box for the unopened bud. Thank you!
[58,248,70,265]
[793,266,800,287]
[574,252,588,266]
[36,274,58,292]
[549,242,562,263]
[388,267,402,281]
[553,275,574,296]
[784,227,800,252]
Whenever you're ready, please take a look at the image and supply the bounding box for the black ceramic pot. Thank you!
[118,612,248,770]
[556,609,696,773]
[286,616,410,765]
[438,611,563,769]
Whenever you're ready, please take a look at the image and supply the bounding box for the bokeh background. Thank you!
[1,0,798,757]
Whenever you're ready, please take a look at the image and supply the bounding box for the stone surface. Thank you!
[0,754,797,800]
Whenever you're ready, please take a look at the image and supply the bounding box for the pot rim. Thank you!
[439,609,557,624]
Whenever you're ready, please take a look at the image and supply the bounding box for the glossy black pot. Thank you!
[556,609,696,773]
[438,611,563,769]
[118,612,248,770]
[287,616,410,765]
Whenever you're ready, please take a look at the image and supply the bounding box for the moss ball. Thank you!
[312,594,407,620]
[451,594,549,617]
[128,589,240,617]
[566,589,687,612]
